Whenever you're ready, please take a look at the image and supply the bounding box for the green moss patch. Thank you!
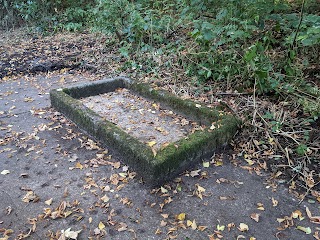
[50,77,240,185]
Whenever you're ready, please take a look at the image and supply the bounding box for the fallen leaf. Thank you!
[45,198,53,206]
[176,213,186,221]
[75,162,83,170]
[292,210,304,220]
[197,185,206,193]
[161,214,169,219]
[22,191,39,203]
[147,141,156,147]
[60,228,81,240]
[1,170,10,175]
[250,213,260,222]
[98,222,105,230]
[203,162,210,168]
[296,226,311,234]
[190,169,201,177]
[160,220,167,226]
[198,225,207,231]
[186,219,197,230]
[238,223,249,232]
[306,207,320,224]
[101,195,110,203]
[191,220,197,230]
[271,197,278,207]
[237,236,246,240]
[161,186,168,193]
[257,202,265,211]
[117,222,128,232]
[118,172,127,178]
[217,224,225,231]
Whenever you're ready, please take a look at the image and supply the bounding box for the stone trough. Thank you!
[50,77,240,185]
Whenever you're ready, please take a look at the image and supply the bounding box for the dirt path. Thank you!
[0,72,319,240]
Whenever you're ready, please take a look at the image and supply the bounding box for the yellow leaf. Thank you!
[214,160,223,166]
[98,221,105,230]
[245,159,255,166]
[75,162,83,170]
[161,186,168,193]
[217,224,225,231]
[59,76,65,83]
[203,162,210,168]
[89,217,92,223]
[177,213,186,221]
[187,220,193,227]
[147,141,157,147]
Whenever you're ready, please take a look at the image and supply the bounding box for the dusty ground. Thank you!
[1,29,320,240]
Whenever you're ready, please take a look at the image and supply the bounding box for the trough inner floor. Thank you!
[80,88,202,150]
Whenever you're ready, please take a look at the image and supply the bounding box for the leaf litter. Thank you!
[81,88,202,150]
[0,30,319,240]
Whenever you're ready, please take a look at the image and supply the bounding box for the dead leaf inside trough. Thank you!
[81,88,201,150]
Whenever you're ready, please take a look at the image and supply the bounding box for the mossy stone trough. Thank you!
[50,77,240,185]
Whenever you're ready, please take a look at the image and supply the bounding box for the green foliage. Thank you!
[0,0,22,29]
[5,0,320,115]
[9,0,94,31]
[92,0,176,45]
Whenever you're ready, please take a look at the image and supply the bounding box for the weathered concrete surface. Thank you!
[50,78,240,185]
[0,73,319,240]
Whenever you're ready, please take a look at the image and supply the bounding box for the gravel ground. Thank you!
[1,72,319,240]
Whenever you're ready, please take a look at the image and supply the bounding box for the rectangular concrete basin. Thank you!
[50,77,240,185]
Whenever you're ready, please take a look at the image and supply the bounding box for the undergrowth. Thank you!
[1,0,320,196]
